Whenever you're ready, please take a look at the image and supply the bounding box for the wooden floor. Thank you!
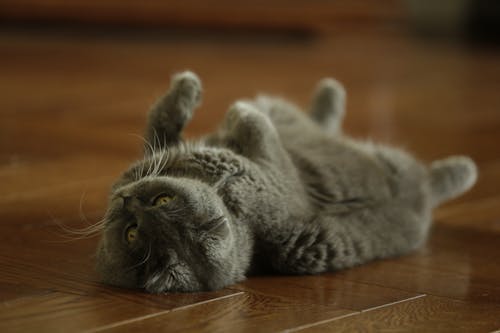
[1,25,499,332]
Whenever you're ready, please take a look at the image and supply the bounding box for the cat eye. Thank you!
[153,194,175,207]
[126,225,138,243]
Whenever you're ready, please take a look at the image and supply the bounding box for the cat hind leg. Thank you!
[429,156,477,207]
[270,207,426,275]
[222,101,286,162]
[310,78,346,135]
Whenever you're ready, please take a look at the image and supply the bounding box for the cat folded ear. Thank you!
[145,71,202,153]
[202,216,230,239]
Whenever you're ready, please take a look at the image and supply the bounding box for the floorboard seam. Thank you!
[334,276,422,294]
[283,294,427,332]
[82,291,245,333]
[359,294,427,312]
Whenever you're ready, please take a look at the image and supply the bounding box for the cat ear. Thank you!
[202,216,230,239]
[145,71,202,153]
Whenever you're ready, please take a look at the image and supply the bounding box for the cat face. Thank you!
[96,174,237,293]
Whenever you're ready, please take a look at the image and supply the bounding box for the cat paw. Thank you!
[170,71,202,109]
[225,101,274,135]
[315,78,345,101]
[311,78,346,133]
[282,243,331,274]
[221,101,278,158]
[272,225,338,274]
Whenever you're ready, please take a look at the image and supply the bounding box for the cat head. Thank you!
[96,156,245,293]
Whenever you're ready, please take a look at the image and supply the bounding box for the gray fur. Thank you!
[96,71,477,293]
[145,71,202,149]
[310,78,346,135]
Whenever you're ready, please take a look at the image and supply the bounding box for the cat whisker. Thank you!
[50,190,109,241]
[141,147,171,178]
[153,129,165,156]
[140,159,145,180]
[132,161,141,181]
[154,150,168,176]
[126,134,152,180]
[161,149,170,174]
[150,153,159,177]
[78,190,89,224]
[128,133,154,157]
[145,156,154,178]
[152,130,159,155]
[54,216,107,241]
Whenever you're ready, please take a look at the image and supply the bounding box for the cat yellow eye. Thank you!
[153,194,175,207]
[126,225,138,243]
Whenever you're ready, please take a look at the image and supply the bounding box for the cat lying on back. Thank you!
[96,71,477,293]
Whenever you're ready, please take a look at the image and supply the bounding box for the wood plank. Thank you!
[0,290,240,333]
[331,223,500,305]
[436,196,500,232]
[95,276,422,332]
[297,295,500,332]
[232,275,420,311]
[97,290,351,333]
[0,283,50,303]
[0,155,129,195]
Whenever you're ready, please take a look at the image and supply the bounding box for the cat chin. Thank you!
[143,270,202,293]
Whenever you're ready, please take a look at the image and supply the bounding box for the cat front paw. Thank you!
[281,242,332,274]
[170,71,202,110]
[271,225,338,275]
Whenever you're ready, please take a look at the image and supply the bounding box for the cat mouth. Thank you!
[142,263,195,293]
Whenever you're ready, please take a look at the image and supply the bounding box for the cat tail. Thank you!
[429,156,477,207]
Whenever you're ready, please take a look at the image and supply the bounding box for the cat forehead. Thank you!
[112,176,198,197]
[128,145,241,175]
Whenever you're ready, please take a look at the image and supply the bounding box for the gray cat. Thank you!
[96,71,477,293]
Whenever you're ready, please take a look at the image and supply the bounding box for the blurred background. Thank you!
[0,0,499,229]
[1,0,499,41]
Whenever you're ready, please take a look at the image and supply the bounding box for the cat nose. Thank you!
[121,195,142,211]
[121,195,132,208]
